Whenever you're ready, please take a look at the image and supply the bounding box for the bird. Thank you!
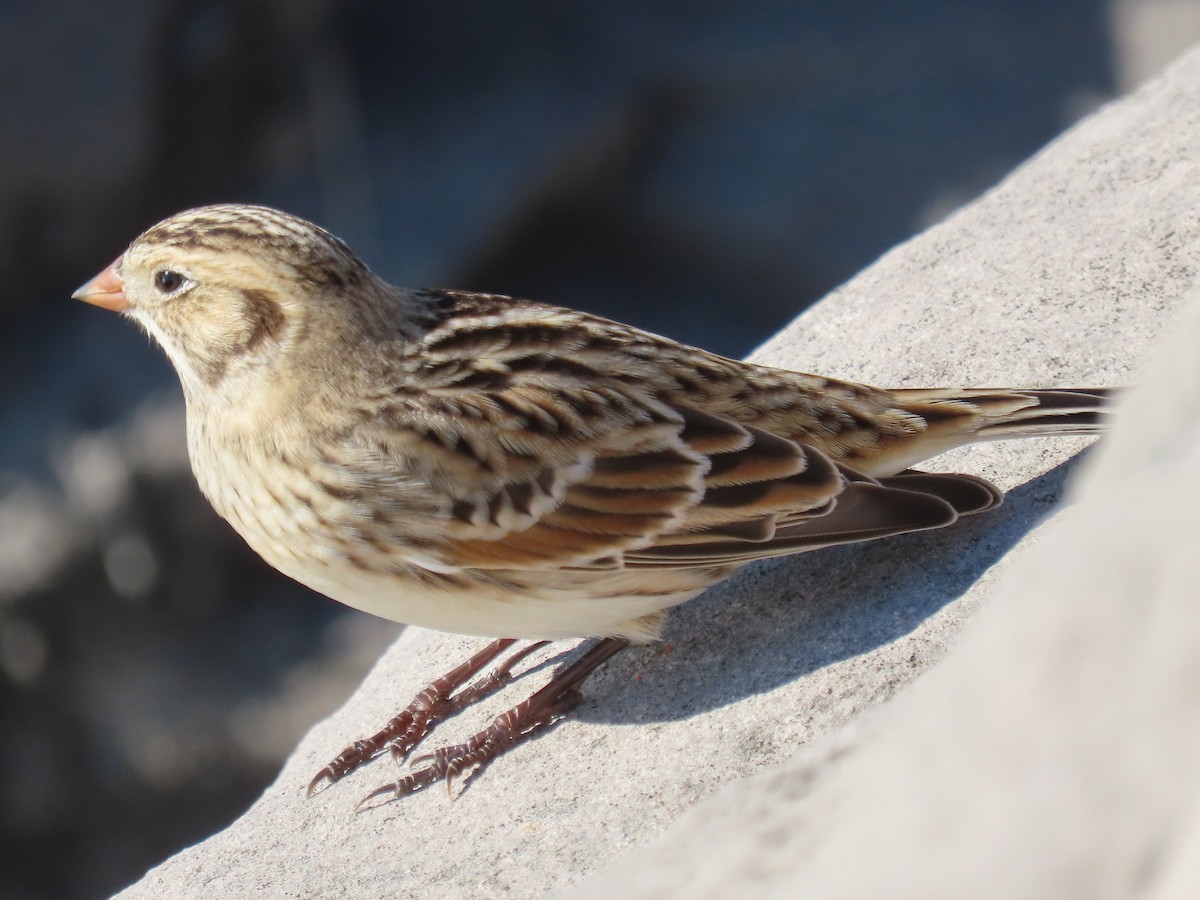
[74,203,1111,805]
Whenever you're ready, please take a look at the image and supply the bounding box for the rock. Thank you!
[566,250,1200,900]
[116,42,1200,900]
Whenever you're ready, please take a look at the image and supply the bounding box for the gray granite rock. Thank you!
[566,268,1200,900]
[117,43,1200,900]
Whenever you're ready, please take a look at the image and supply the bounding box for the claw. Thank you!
[388,740,414,766]
[306,767,335,798]
[354,782,402,814]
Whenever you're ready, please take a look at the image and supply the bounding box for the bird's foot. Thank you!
[307,637,628,805]
[354,685,585,809]
[306,637,545,796]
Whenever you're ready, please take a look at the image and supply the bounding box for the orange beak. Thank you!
[73,257,129,312]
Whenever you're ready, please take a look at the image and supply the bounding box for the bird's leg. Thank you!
[355,637,630,808]
[307,637,549,796]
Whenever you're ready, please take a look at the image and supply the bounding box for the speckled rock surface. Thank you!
[117,43,1200,900]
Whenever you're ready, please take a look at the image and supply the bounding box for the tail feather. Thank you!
[892,387,1114,439]
[971,388,1112,438]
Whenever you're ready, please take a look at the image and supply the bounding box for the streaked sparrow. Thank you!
[74,204,1110,804]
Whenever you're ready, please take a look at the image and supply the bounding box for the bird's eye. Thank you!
[153,270,187,294]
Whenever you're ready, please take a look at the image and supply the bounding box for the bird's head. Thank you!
[74,204,391,399]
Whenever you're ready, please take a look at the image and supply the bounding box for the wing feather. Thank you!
[320,297,1032,575]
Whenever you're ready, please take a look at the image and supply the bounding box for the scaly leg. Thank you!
[307,637,549,796]
[355,637,630,808]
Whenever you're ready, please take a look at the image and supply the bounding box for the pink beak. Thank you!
[73,257,129,312]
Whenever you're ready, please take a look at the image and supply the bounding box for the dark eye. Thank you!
[153,270,187,294]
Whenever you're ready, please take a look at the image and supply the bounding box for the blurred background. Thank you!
[1,1,1197,897]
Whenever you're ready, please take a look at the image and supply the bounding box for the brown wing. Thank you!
[330,295,1010,572]
[622,467,1001,567]
[346,381,998,572]
[432,403,853,570]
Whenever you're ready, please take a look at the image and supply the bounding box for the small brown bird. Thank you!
[75,204,1109,804]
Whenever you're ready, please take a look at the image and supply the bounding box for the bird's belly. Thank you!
[193,446,718,641]
[280,557,693,642]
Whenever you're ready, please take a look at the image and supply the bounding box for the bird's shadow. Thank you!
[570,452,1091,725]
